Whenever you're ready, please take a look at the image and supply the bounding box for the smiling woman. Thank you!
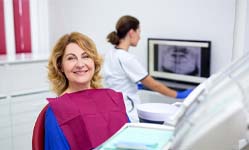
[60,43,96,93]
[47,32,103,95]
[36,32,129,150]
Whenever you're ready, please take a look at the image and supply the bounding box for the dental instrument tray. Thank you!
[94,123,174,150]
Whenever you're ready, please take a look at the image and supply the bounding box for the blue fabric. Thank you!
[176,89,193,99]
[45,106,70,150]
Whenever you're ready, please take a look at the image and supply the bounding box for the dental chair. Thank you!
[32,104,48,150]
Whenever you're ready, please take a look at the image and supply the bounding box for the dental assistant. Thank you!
[103,15,192,122]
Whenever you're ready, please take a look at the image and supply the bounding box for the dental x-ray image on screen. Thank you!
[157,45,201,76]
[148,38,211,84]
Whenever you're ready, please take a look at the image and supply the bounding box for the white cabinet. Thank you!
[0,60,49,94]
[10,92,50,150]
[0,92,51,150]
[0,59,54,150]
[0,96,12,150]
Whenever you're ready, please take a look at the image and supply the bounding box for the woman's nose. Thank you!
[76,59,86,67]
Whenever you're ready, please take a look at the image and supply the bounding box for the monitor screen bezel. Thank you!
[148,38,211,84]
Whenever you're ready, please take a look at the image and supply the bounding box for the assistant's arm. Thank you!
[140,75,177,98]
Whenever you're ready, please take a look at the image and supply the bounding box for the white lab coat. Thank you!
[103,48,148,122]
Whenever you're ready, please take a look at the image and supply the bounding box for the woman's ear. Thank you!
[128,29,135,37]
[60,65,64,73]
[57,61,64,72]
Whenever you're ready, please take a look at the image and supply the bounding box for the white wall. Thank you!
[245,1,249,53]
[30,0,50,58]
[233,0,249,58]
[48,0,236,75]
[3,0,15,60]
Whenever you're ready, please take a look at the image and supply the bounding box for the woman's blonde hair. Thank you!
[47,32,102,95]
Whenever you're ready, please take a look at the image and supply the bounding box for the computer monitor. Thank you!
[148,38,211,86]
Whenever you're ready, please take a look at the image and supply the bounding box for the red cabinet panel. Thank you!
[13,0,31,54]
[0,0,6,55]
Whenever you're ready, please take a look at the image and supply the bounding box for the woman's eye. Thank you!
[67,57,76,60]
[82,54,89,58]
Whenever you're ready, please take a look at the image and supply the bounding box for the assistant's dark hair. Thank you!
[107,15,140,45]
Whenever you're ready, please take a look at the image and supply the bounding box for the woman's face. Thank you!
[130,27,141,47]
[61,43,95,89]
